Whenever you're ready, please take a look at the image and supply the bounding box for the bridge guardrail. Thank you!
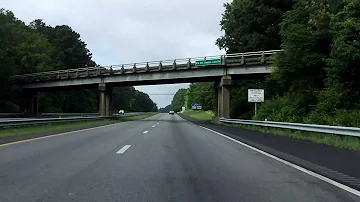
[12,50,283,82]
[219,118,360,138]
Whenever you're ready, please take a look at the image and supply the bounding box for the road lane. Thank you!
[0,113,358,201]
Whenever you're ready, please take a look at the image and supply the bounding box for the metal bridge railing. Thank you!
[12,50,283,82]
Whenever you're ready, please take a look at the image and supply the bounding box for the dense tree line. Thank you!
[0,9,157,113]
[158,105,173,113]
[171,0,360,126]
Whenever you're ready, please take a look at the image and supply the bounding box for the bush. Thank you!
[254,93,311,122]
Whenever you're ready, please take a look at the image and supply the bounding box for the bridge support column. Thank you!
[99,83,113,117]
[216,76,231,119]
[24,91,40,117]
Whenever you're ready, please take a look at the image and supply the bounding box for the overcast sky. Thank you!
[2,0,227,107]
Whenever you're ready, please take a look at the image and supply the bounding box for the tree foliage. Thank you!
[158,105,173,113]
[171,89,186,112]
[0,9,156,113]
[176,0,360,127]
[216,0,293,53]
[185,83,215,111]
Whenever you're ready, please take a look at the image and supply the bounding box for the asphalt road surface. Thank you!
[0,113,358,202]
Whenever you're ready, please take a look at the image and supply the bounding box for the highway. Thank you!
[0,113,358,201]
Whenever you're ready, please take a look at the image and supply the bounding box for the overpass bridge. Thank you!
[13,50,281,118]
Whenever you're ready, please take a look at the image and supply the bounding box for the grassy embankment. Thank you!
[0,112,157,139]
[181,110,214,121]
[182,110,360,151]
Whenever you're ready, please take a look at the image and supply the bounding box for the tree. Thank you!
[0,9,157,113]
[0,9,55,111]
[113,87,157,112]
[214,0,293,118]
[325,0,360,108]
[159,104,172,113]
[171,89,186,112]
[185,83,214,111]
[216,0,293,53]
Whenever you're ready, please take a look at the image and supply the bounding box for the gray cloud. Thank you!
[2,0,227,107]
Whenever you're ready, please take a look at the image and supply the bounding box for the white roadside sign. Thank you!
[248,89,264,102]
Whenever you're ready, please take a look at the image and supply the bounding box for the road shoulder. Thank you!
[178,113,360,192]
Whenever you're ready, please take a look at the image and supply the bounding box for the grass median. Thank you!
[0,112,157,140]
[181,110,214,121]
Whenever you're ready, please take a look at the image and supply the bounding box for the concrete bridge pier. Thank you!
[23,90,39,117]
[215,76,231,119]
[99,83,113,116]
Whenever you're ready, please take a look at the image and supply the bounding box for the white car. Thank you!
[169,110,175,114]
[119,109,125,114]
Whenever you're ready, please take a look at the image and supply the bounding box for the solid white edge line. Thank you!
[197,125,360,197]
[143,131,148,134]
[116,145,131,154]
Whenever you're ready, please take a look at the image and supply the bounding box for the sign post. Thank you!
[248,89,264,116]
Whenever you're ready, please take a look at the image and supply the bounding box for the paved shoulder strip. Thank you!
[177,114,360,197]
[199,125,360,197]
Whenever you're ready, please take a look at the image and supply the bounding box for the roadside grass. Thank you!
[0,112,158,139]
[182,110,214,121]
[221,123,360,151]
[111,112,158,121]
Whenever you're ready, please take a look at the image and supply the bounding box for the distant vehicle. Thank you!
[169,110,174,114]
[119,109,125,114]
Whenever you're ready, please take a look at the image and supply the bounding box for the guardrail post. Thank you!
[221,55,227,66]
[172,60,177,70]
[260,52,265,63]
[187,59,191,69]
[57,71,60,79]
[121,65,125,74]
[159,61,163,70]
[75,70,79,78]
[133,63,137,73]
[145,62,149,72]
[85,69,89,77]
[241,54,245,65]
[109,66,114,75]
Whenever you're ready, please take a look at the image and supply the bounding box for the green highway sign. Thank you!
[195,58,221,66]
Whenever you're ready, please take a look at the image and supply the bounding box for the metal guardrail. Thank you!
[0,116,104,127]
[12,50,282,82]
[0,112,147,127]
[220,118,360,138]
[0,113,100,118]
